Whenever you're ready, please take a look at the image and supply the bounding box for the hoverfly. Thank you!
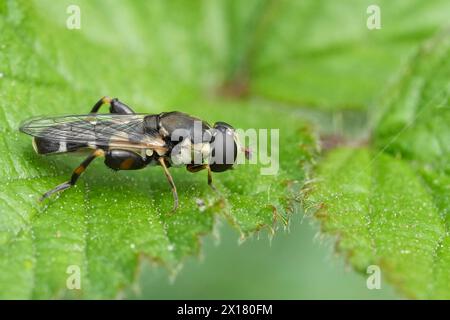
[19,97,245,211]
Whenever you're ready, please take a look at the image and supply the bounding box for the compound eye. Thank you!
[209,122,237,172]
[213,121,234,132]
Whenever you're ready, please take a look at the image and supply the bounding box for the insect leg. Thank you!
[186,164,216,191]
[39,149,105,201]
[90,96,135,114]
[158,157,179,212]
[206,165,216,190]
[90,96,112,113]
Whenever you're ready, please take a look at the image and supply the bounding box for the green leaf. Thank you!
[374,31,450,170]
[249,0,450,110]
[0,1,316,298]
[306,32,450,298]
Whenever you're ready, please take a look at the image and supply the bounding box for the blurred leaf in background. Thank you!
[307,33,450,299]
[251,0,450,110]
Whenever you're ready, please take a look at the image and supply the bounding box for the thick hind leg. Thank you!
[90,96,135,114]
[40,149,105,201]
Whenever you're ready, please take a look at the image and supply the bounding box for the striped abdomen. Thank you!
[32,137,88,155]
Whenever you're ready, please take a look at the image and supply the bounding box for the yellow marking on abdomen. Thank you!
[120,158,135,170]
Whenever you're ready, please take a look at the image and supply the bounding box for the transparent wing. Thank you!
[19,113,167,151]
